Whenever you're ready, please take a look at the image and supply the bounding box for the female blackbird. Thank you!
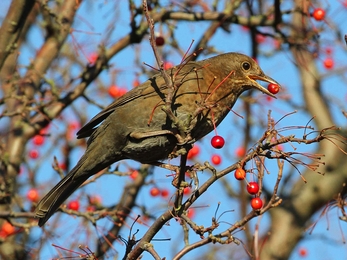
[35,52,280,226]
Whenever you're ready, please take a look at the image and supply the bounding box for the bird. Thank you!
[34,52,280,226]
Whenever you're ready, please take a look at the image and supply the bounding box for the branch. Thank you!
[0,0,36,70]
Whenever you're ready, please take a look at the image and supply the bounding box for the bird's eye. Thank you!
[242,61,251,71]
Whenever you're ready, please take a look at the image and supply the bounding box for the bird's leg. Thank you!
[186,168,199,191]
[149,161,190,192]
[150,161,180,172]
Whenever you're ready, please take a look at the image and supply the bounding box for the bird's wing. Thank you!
[76,62,201,139]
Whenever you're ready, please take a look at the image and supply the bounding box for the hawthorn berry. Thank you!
[67,200,80,211]
[132,78,140,87]
[129,170,139,180]
[86,206,95,212]
[187,145,200,159]
[247,182,260,195]
[235,146,246,157]
[150,187,160,197]
[155,36,165,46]
[68,121,80,130]
[299,247,308,257]
[267,83,280,94]
[88,52,98,64]
[323,58,334,69]
[59,162,67,170]
[234,168,246,180]
[163,61,173,70]
[211,154,222,165]
[266,96,274,102]
[108,85,119,98]
[33,135,45,146]
[250,197,263,210]
[90,195,102,205]
[312,8,325,21]
[187,208,195,218]
[1,222,15,236]
[211,135,225,149]
[27,188,39,202]
[108,85,127,98]
[29,149,39,159]
[256,34,266,44]
[39,126,49,135]
[183,187,191,195]
[161,189,169,198]
[325,47,333,55]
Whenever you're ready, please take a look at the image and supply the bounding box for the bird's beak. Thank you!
[248,74,280,98]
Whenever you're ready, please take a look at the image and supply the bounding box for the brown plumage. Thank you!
[34,52,280,226]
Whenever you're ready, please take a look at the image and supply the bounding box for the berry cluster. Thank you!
[310,7,334,70]
[234,168,263,210]
[150,187,170,198]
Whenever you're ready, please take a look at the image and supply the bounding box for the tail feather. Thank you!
[35,126,121,226]
[34,166,89,227]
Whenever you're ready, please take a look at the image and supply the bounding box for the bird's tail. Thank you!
[34,165,89,227]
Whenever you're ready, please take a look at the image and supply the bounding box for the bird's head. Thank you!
[209,52,280,98]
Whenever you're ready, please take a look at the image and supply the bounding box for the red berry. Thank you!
[1,222,15,236]
[67,200,80,211]
[241,25,249,32]
[211,154,222,165]
[161,188,169,198]
[118,88,127,96]
[187,208,195,218]
[108,85,118,98]
[150,187,160,197]
[183,187,191,195]
[27,188,39,202]
[29,149,39,159]
[68,121,80,130]
[164,61,173,70]
[155,36,165,46]
[86,205,95,212]
[211,135,225,149]
[299,247,308,257]
[256,34,266,44]
[59,162,67,170]
[129,170,139,180]
[325,47,333,55]
[132,78,140,87]
[88,53,98,64]
[323,58,334,69]
[273,39,281,49]
[33,135,45,146]
[267,83,280,94]
[108,85,127,98]
[235,146,246,157]
[39,126,50,135]
[251,197,263,210]
[247,182,260,195]
[187,145,200,159]
[90,195,102,205]
[234,168,246,180]
[266,96,274,102]
[312,8,325,21]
